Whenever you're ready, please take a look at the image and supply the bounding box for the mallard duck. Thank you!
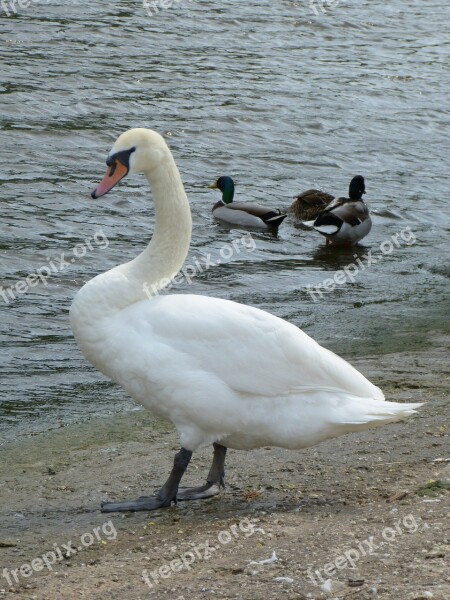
[290,188,334,221]
[71,130,420,513]
[314,175,372,245]
[210,176,286,229]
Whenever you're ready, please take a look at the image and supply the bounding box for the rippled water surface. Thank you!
[1,0,449,441]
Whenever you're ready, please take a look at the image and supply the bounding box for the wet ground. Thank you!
[1,338,448,599]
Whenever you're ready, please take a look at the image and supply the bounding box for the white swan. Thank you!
[70,128,421,512]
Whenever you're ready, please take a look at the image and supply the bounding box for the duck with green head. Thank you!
[210,176,286,229]
[313,175,372,245]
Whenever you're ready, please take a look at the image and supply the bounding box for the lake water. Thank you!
[1,0,449,443]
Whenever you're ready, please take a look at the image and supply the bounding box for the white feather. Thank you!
[314,224,340,235]
[71,129,421,457]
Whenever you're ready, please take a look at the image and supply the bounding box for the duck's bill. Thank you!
[91,161,128,199]
[208,182,218,189]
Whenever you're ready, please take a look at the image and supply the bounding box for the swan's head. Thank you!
[348,175,365,201]
[91,128,170,199]
[209,176,235,204]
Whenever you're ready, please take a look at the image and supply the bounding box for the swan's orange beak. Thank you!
[91,160,128,199]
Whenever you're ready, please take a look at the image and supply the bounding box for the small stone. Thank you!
[273,576,294,584]
[348,577,365,587]
[388,491,408,502]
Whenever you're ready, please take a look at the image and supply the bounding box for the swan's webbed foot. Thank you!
[99,443,227,512]
[101,494,171,512]
[100,447,193,513]
[177,443,227,501]
[177,482,222,501]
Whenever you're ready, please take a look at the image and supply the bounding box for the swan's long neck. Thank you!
[70,148,191,365]
[125,156,192,296]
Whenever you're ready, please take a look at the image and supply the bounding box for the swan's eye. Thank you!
[109,160,118,177]
[106,147,136,171]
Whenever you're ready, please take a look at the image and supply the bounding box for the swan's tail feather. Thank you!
[338,399,423,431]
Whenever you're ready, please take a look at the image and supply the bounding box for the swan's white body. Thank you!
[71,129,420,454]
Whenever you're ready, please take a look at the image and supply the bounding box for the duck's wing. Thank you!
[290,190,334,220]
[226,202,282,217]
[314,200,362,233]
[314,200,372,241]
[223,202,287,225]
[327,200,370,225]
[322,196,346,212]
[295,190,334,206]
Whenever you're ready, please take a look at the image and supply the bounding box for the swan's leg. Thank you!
[177,443,227,501]
[100,447,192,512]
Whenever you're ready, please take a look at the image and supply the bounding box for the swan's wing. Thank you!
[126,294,383,401]
[116,294,420,451]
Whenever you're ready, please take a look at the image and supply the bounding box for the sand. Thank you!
[0,336,449,600]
